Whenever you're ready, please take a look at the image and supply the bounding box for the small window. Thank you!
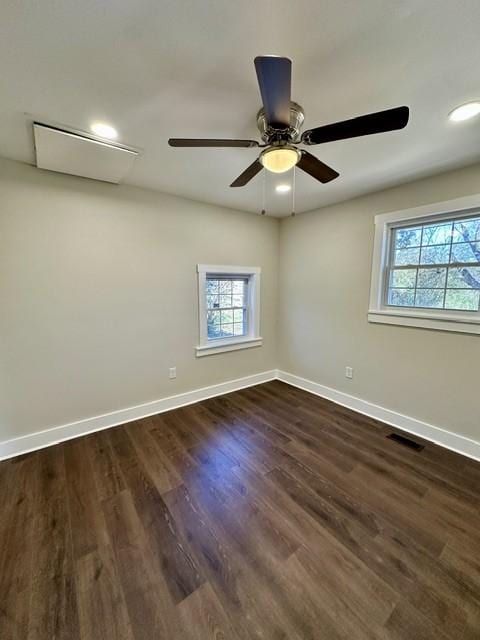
[369,194,480,334]
[206,276,248,340]
[196,265,262,356]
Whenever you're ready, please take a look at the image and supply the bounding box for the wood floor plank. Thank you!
[283,552,391,640]
[284,439,446,556]
[439,541,480,606]
[183,457,302,565]
[75,545,134,640]
[163,484,284,640]
[86,430,125,501]
[384,600,453,640]
[163,482,309,640]
[373,531,472,636]
[272,381,480,501]
[1,380,479,639]
[124,419,182,494]
[27,447,79,640]
[102,489,175,639]
[463,608,480,640]
[0,453,39,640]
[108,426,205,604]
[184,402,279,475]
[176,583,243,640]
[64,438,110,559]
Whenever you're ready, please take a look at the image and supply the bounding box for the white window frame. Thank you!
[196,264,262,357]
[368,193,480,335]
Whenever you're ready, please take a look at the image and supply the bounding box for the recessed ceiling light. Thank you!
[90,122,118,139]
[448,102,480,122]
[276,184,291,193]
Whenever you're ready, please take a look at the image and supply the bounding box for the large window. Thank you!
[369,194,480,334]
[387,217,480,310]
[196,265,261,356]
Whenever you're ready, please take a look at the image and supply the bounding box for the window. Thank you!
[206,276,248,339]
[369,194,480,334]
[196,264,262,356]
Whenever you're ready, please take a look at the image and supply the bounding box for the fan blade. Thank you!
[254,56,292,128]
[169,138,258,148]
[230,159,263,187]
[297,150,339,183]
[302,106,409,145]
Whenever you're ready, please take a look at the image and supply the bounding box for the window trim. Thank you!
[196,264,262,356]
[368,193,480,335]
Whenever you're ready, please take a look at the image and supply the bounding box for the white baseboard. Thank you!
[2,367,479,463]
[277,370,480,462]
[0,370,276,460]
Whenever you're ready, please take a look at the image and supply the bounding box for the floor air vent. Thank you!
[387,433,424,451]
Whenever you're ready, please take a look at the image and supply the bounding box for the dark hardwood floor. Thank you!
[1,380,480,639]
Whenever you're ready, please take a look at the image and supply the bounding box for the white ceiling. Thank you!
[1,1,480,216]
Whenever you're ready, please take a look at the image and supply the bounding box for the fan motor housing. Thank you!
[256,102,305,143]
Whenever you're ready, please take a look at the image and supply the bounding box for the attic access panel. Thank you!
[33,123,138,184]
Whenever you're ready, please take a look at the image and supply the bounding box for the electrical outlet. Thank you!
[345,366,353,379]
[169,367,176,380]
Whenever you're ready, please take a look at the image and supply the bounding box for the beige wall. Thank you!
[278,162,480,442]
[0,158,279,440]
[2,155,480,446]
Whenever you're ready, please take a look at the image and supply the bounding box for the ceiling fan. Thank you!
[168,56,409,188]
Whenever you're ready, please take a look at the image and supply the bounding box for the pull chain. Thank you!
[291,165,296,217]
[261,168,266,215]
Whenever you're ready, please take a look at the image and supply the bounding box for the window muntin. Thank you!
[386,214,480,312]
[206,276,248,340]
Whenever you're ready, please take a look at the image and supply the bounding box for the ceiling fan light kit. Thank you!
[260,146,300,173]
[168,55,410,208]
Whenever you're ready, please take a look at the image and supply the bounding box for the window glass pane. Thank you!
[207,326,220,339]
[233,323,245,336]
[420,245,450,265]
[206,280,219,294]
[390,269,416,288]
[394,248,420,266]
[447,267,480,289]
[450,242,480,263]
[218,280,232,294]
[208,326,223,339]
[421,222,452,245]
[414,289,444,308]
[207,294,219,309]
[220,309,233,323]
[208,310,221,325]
[207,309,222,340]
[220,323,234,337]
[207,310,220,325]
[453,218,480,243]
[233,308,244,322]
[445,289,480,311]
[394,227,421,249]
[232,280,245,294]
[219,294,232,308]
[388,289,415,306]
[232,294,244,307]
[417,268,446,289]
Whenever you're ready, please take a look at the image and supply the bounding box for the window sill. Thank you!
[368,309,480,335]
[196,337,263,357]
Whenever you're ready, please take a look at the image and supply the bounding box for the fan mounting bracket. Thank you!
[256,102,304,144]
